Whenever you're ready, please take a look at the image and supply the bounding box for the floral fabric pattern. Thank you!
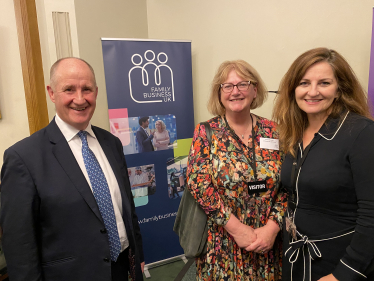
[187,115,287,281]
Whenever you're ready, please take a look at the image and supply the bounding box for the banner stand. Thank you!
[143,254,188,278]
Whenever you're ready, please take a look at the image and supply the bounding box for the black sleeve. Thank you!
[333,123,374,281]
[0,148,42,281]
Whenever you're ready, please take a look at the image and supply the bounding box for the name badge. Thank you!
[260,137,279,150]
[247,180,267,194]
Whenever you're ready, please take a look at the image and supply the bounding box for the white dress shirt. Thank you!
[55,114,129,251]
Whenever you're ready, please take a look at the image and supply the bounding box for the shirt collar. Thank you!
[299,111,349,150]
[55,114,96,142]
[318,111,349,138]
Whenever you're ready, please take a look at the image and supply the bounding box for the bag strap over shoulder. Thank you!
[172,121,212,258]
[200,122,212,146]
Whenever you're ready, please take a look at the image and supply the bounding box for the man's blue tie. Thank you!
[78,131,121,261]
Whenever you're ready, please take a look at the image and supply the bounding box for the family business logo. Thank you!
[128,50,175,103]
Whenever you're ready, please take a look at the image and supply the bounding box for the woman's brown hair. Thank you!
[273,47,372,157]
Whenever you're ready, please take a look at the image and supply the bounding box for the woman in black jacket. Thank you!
[273,48,374,281]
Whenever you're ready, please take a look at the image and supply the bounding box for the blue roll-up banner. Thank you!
[101,38,194,264]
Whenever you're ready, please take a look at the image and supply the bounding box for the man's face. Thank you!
[136,169,142,175]
[142,119,149,128]
[47,58,98,130]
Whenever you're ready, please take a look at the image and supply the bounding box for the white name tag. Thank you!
[260,138,279,150]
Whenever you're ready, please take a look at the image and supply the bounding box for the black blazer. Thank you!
[0,119,144,281]
[281,113,374,281]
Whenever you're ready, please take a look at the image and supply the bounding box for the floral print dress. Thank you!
[186,115,287,281]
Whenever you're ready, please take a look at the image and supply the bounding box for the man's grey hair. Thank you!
[49,57,97,90]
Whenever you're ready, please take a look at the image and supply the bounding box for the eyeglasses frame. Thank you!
[220,81,255,93]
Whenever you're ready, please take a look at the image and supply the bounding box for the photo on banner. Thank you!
[166,156,188,200]
[128,164,156,207]
[108,110,177,155]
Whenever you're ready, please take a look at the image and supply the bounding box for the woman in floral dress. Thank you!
[186,60,287,281]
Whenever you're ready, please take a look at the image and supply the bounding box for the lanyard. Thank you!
[224,114,257,181]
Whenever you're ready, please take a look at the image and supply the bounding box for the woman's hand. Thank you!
[246,219,280,253]
[224,214,257,248]
[232,224,257,248]
[317,274,338,281]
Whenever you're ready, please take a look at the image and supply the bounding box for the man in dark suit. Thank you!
[135,117,154,153]
[0,58,144,281]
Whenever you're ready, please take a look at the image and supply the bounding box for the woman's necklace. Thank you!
[225,114,253,140]
[240,117,253,139]
[239,118,253,140]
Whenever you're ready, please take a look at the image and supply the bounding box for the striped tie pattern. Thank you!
[78,131,121,261]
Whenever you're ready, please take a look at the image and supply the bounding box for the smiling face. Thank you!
[295,61,338,122]
[47,58,98,131]
[220,69,257,116]
[155,121,162,132]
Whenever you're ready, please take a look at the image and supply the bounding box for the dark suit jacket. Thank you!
[135,127,154,153]
[0,119,144,281]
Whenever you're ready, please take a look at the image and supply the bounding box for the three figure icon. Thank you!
[128,50,175,103]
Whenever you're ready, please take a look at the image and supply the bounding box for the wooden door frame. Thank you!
[14,0,49,134]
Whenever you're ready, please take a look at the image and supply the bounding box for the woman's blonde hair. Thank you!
[273,47,372,157]
[155,120,166,131]
[207,60,268,116]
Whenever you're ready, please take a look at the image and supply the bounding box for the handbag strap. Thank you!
[200,121,212,146]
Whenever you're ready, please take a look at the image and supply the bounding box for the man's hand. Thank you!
[141,262,145,273]
[246,219,279,253]
[318,274,338,281]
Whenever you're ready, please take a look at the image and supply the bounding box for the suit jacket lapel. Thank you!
[46,120,103,223]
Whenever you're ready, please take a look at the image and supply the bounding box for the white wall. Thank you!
[36,0,148,131]
[74,0,148,130]
[2,0,374,167]
[147,0,374,123]
[0,0,30,167]
[36,0,80,120]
